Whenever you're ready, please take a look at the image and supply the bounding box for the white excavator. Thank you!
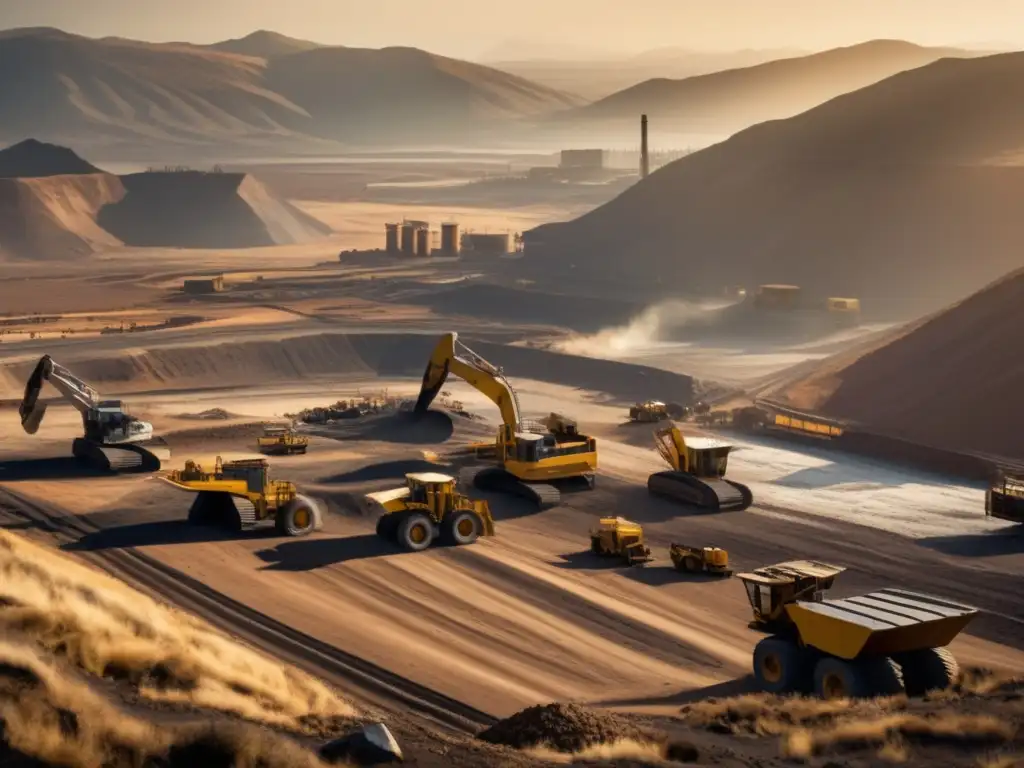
[19,355,170,471]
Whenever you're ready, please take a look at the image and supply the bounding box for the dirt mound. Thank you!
[529,52,1024,318]
[0,173,124,259]
[0,139,101,178]
[774,267,1024,460]
[313,410,455,446]
[174,408,235,420]
[478,703,656,753]
[0,333,696,406]
[97,171,331,248]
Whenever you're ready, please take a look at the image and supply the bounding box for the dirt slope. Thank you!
[567,40,973,131]
[0,27,579,153]
[774,267,1024,460]
[0,173,125,260]
[528,51,1024,317]
[97,171,332,248]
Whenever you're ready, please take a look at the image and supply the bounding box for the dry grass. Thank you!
[525,737,672,764]
[0,530,355,730]
[0,639,330,768]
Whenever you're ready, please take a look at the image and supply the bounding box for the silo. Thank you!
[385,223,400,253]
[400,224,416,255]
[415,227,430,257]
[440,222,460,255]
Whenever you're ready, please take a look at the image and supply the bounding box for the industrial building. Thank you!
[461,232,511,255]
[182,275,224,294]
[559,149,606,170]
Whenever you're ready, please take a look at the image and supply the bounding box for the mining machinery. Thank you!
[365,472,495,552]
[162,455,321,536]
[985,468,1024,524]
[647,424,752,511]
[589,517,654,566]
[19,355,170,471]
[741,560,976,699]
[415,332,597,510]
[256,424,309,455]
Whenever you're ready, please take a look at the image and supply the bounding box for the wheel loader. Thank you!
[648,425,753,511]
[670,544,732,576]
[257,424,309,456]
[739,560,978,699]
[162,456,322,537]
[589,517,654,566]
[985,468,1024,524]
[365,472,495,552]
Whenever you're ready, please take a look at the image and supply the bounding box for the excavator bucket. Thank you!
[785,588,978,660]
[415,333,456,414]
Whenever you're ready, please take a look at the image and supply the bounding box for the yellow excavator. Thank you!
[415,332,597,509]
[648,424,753,511]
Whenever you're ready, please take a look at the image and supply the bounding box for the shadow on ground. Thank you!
[918,527,1024,557]
[589,676,757,708]
[63,519,278,551]
[326,459,451,484]
[313,411,455,445]
[256,533,400,571]
[0,457,109,481]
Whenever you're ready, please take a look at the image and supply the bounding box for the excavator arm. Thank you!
[20,355,99,434]
[415,332,521,428]
[653,425,689,473]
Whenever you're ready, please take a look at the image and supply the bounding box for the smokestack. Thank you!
[640,114,649,179]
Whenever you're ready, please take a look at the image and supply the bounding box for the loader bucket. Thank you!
[785,588,978,660]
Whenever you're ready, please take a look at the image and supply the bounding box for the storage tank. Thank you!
[462,232,510,255]
[400,224,416,255]
[440,222,460,255]
[415,227,430,257]
[385,223,400,253]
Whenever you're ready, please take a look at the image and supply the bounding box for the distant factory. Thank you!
[382,219,522,257]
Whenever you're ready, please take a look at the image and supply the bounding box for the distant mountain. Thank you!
[489,47,808,100]
[565,40,980,131]
[526,51,1024,318]
[0,138,101,177]
[0,27,580,155]
[207,30,323,58]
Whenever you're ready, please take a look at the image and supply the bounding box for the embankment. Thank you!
[0,332,696,405]
[98,171,333,248]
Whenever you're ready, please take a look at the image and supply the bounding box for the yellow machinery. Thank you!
[162,456,321,536]
[364,472,495,551]
[986,469,1024,524]
[589,517,653,566]
[739,560,977,699]
[415,332,597,509]
[648,425,753,511]
[256,424,309,456]
[670,544,732,576]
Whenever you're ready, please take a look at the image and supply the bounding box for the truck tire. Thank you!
[814,656,904,699]
[442,510,482,546]
[276,496,319,537]
[753,637,810,694]
[397,512,434,552]
[894,647,959,697]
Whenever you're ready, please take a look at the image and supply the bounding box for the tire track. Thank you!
[0,487,497,735]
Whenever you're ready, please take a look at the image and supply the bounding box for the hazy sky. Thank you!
[2,0,1021,59]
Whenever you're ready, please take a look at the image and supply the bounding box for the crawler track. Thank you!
[0,487,496,735]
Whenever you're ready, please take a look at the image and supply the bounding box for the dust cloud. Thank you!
[553,298,731,356]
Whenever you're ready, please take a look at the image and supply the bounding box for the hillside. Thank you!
[0,27,579,154]
[0,138,101,177]
[565,40,975,131]
[207,30,323,58]
[487,47,809,101]
[526,51,1024,318]
[773,268,1024,461]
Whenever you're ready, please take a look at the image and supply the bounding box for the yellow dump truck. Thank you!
[739,560,977,699]
[589,517,654,566]
[986,469,1024,524]
[365,472,495,552]
[162,456,322,536]
[670,544,732,576]
[256,424,309,455]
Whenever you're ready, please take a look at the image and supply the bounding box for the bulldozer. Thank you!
[256,424,309,456]
[648,425,753,511]
[365,472,495,552]
[985,468,1024,524]
[589,517,654,566]
[628,401,689,423]
[162,456,322,536]
[670,544,732,576]
[415,332,597,510]
[739,560,977,699]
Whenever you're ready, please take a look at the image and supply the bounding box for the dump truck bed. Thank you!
[785,587,978,660]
